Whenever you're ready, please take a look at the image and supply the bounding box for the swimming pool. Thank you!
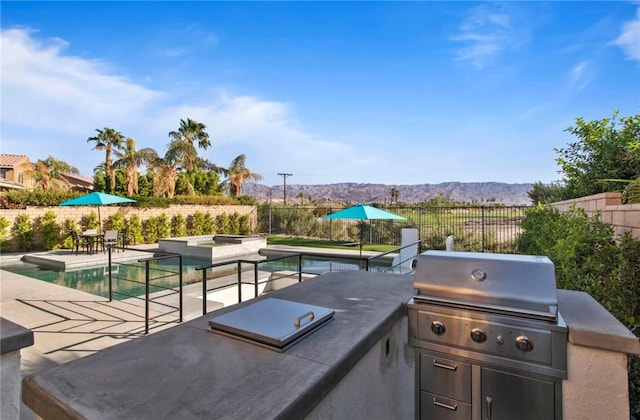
[1,254,392,300]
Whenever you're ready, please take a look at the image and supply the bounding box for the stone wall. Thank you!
[551,192,640,238]
[1,205,257,252]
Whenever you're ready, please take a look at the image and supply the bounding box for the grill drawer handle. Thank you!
[433,396,458,411]
[294,311,314,327]
[433,359,458,371]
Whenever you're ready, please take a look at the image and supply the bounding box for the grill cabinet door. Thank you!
[481,367,555,420]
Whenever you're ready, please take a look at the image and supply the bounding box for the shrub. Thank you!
[142,217,159,244]
[202,213,215,235]
[239,214,250,235]
[1,190,79,208]
[39,211,61,250]
[11,213,33,251]
[230,212,240,235]
[60,218,78,249]
[171,214,187,237]
[518,204,640,418]
[126,214,143,245]
[156,214,170,239]
[0,216,10,252]
[187,212,205,236]
[105,212,127,232]
[216,213,230,234]
[80,211,100,232]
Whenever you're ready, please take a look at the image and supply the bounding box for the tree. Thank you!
[147,153,178,198]
[527,181,566,204]
[112,138,157,196]
[27,156,79,191]
[87,128,125,193]
[166,118,211,172]
[225,154,263,197]
[390,188,400,204]
[555,111,640,199]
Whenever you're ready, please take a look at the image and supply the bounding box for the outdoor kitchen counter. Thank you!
[22,271,415,420]
[558,289,640,355]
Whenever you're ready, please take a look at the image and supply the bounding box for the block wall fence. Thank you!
[1,204,257,252]
[551,192,640,238]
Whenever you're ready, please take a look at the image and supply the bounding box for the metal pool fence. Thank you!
[258,205,532,254]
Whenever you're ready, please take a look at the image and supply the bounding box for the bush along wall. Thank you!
[518,204,640,418]
[1,209,255,252]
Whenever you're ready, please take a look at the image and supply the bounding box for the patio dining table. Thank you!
[80,232,103,255]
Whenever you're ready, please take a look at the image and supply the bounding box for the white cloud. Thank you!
[568,61,590,90]
[610,8,640,61]
[450,6,513,68]
[1,28,165,135]
[0,28,359,184]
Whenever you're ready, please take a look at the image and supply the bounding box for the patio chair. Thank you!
[70,231,89,255]
[102,230,119,253]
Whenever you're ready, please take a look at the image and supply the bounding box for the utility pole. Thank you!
[277,173,292,204]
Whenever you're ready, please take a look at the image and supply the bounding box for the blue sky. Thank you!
[2,1,639,187]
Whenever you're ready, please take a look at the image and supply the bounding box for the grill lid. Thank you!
[209,298,335,351]
[413,251,558,320]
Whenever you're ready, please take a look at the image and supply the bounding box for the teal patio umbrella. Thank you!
[323,204,406,255]
[60,192,136,233]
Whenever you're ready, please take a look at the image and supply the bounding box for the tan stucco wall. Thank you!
[563,343,630,420]
[552,192,640,238]
[1,205,257,252]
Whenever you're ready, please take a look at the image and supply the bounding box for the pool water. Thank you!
[1,255,391,300]
[1,256,210,300]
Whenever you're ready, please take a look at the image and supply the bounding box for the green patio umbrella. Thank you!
[60,192,136,233]
[323,204,406,255]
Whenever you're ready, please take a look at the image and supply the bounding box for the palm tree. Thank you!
[87,128,125,192]
[27,156,79,191]
[112,138,157,196]
[166,118,211,172]
[390,188,400,204]
[226,154,263,197]
[146,152,179,198]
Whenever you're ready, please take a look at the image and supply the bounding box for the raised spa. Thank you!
[158,235,267,262]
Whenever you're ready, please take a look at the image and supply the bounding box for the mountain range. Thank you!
[242,182,533,206]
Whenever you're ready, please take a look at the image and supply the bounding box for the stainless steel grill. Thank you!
[407,250,568,420]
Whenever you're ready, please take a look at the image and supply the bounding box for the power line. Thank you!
[277,173,293,204]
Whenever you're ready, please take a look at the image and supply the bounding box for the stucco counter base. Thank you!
[22,271,415,420]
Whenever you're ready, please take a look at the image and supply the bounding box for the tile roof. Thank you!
[61,173,94,184]
[0,154,30,167]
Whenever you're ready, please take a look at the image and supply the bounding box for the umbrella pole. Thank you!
[98,207,102,234]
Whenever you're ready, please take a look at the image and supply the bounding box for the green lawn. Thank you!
[266,236,396,252]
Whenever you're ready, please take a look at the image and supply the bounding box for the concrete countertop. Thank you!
[22,271,414,420]
[557,289,640,355]
[1,317,34,355]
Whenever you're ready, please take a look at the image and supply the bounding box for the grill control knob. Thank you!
[515,336,534,352]
[470,328,487,343]
[431,321,446,336]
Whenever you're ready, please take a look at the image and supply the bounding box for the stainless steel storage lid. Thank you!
[413,250,558,319]
[209,298,335,351]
